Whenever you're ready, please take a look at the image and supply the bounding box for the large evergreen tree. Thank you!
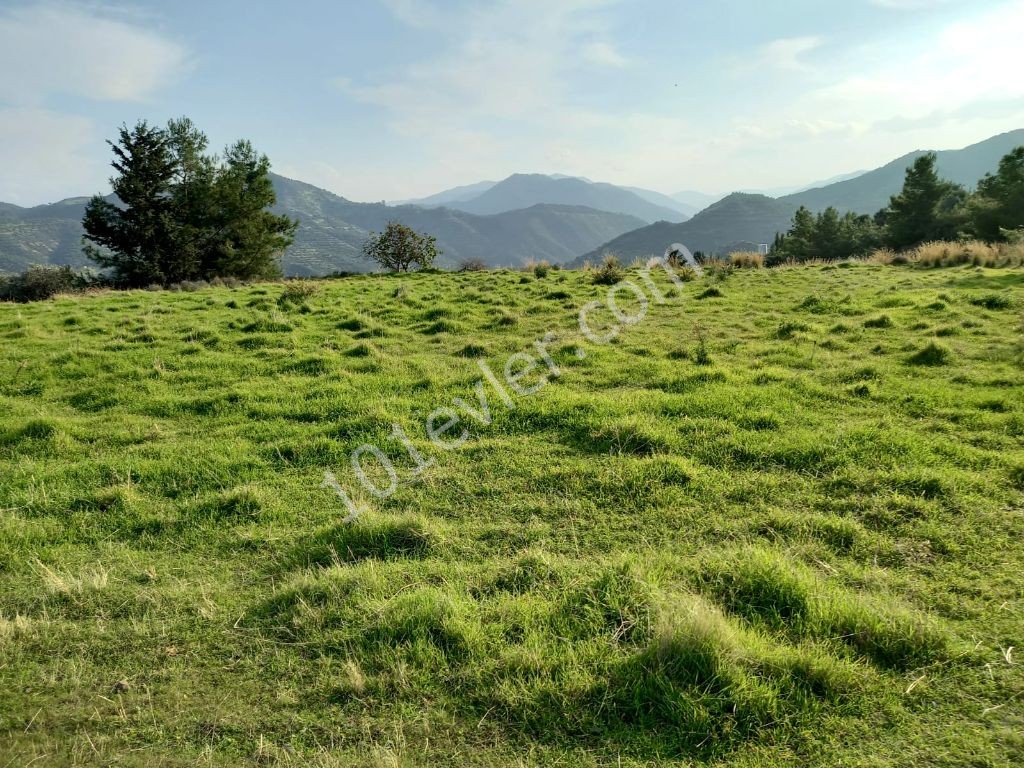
[968,146,1024,241]
[83,119,296,286]
[82,122,179,286]
[885,153,964,250]
[166,117,217,279]
[811,207,842,258]
[206,140,297,280]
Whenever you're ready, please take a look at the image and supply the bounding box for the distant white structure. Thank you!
[758,243,769,255]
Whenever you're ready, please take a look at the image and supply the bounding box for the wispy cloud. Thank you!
[0,2,189,204]
[755,36,824,72]
[0,2,189,104]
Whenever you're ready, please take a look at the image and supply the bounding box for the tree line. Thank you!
[769,147,1024,264]
[83,119,297,287]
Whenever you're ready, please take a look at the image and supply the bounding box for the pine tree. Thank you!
[811,207,842,258]
[83,119,296,285]
[885,153,964,250]
[82,122,178,286]
[787,206,816,262]
[968,146,1024,241]
[166,117,217,279]
[207,140,297,280]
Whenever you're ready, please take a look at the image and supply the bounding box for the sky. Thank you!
[1,0,1023,206]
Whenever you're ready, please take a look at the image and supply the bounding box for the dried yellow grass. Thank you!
[908,240,1024,268]
[728,251,764,268]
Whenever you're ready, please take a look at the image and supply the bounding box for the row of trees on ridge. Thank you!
[769,147,1024,264]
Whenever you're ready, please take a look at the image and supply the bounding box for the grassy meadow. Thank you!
[1,261,1022,766]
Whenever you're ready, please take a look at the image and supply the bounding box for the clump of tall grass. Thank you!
[914,241,999,268]
[869,241,1024,268]
[278,280,319,306]
[729,251,764,268]
[867,248,898,265]
[591,254,625,285]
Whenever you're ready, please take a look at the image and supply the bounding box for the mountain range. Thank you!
[398,173,694,222]
[0,175,646,275]
[575,129,1024,263]
[2,129,1021,276]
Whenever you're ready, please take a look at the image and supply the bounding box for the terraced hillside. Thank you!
[1,263,1022,766]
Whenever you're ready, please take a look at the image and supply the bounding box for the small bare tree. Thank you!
[362,221,440,272]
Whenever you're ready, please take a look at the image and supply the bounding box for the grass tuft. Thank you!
[906,341,951,367]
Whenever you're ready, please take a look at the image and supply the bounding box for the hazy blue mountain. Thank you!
[621,186,699,217]
[0,174,646,275]
[585,130,1024,264]
[573,192,798,265]
[780,129,1024,214]
[391,180,497,208]
[671,190,724,211]
[447,173,689,223]
[271,174,646,273]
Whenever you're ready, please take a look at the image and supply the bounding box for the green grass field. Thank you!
[1,262,1022,766]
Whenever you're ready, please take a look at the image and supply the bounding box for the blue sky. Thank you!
[1,0,1022,205]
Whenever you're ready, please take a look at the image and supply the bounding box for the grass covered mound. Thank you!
[0,263,1022,766]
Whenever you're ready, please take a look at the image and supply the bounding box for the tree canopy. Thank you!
[769,146,1024,263]
[362,221,440,272]
[83,119,296,287]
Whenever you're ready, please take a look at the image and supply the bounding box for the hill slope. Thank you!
[583,130,1024,261]
[575,192,798,262]
[2,264,1021,765]
[270,174,646,273]
[0,175,645,275]
[449,173,689,223]
[781,129,1024,214]
[391,179,498,207]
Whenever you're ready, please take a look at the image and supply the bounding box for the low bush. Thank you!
[0,265,101,302]
[458,258,488,272]
[528,260,551,278]
[591,254,625,286]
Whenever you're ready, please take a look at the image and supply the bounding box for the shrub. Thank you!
[530,260,551,278]
[0,265,99,302]
[729,251,764,268]
[591,254,625,286]
[458,258,487,272]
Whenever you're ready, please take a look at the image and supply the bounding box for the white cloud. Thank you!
[755,36,824,72]
[815,1,1024,118]
[0,2,189,104]
[329,0,640,196]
